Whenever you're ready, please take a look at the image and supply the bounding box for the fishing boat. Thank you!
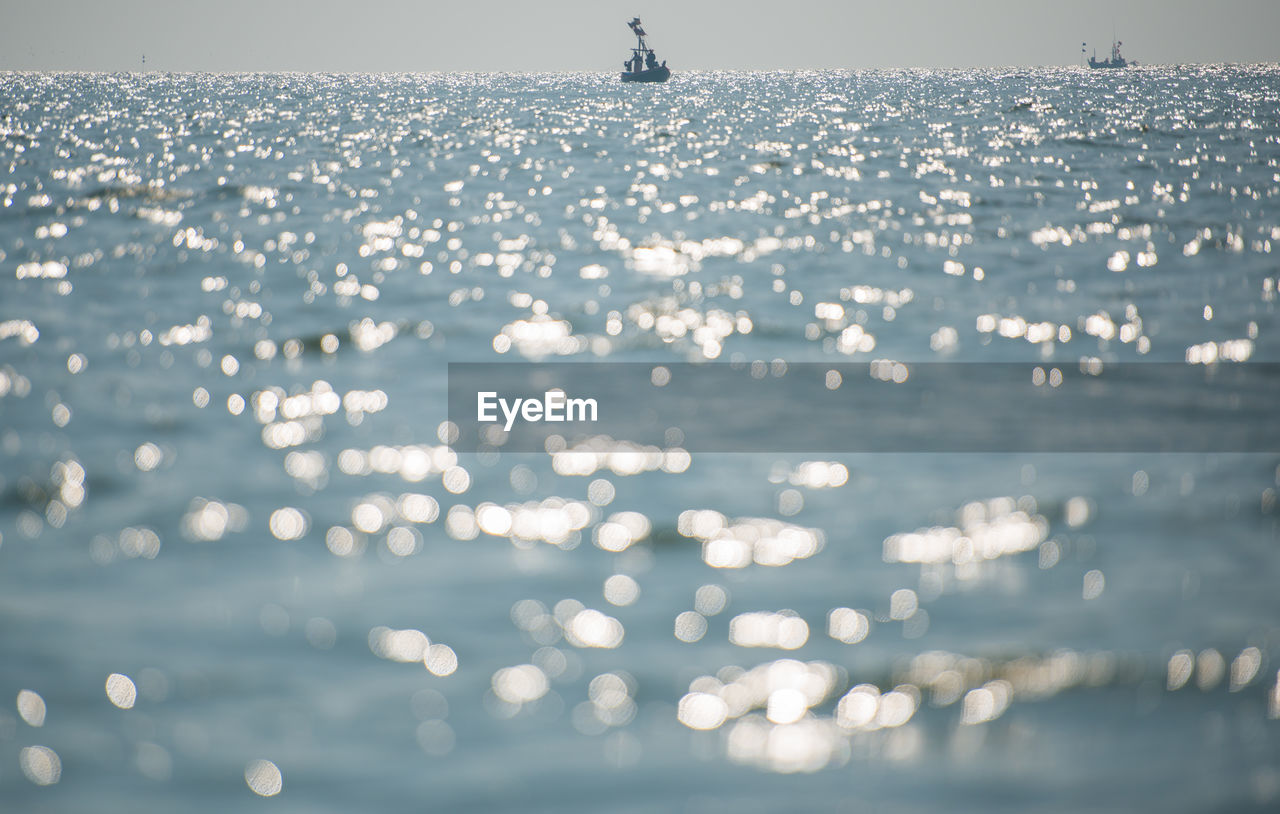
[621,17,670,83]
[1084,39,1134,69]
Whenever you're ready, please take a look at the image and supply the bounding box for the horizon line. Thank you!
[3,61,1278,76]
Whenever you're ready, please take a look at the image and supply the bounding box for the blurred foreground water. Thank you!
[1,67,1279,812]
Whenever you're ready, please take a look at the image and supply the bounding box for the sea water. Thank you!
[1,68,1278,812]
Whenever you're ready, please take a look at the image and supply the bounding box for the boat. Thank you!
[621,17,670,83]
[1084,38,1135,69]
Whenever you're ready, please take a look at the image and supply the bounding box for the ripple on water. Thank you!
[1,66,1278,810]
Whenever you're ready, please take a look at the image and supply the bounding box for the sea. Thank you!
[1,67,1278,813]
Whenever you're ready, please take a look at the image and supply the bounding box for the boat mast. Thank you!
[627,17,651,66]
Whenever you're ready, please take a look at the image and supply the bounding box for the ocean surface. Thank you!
[1,67,1278,812]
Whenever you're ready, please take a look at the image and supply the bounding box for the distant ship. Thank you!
[1084,39,1135,69]
[621,17,670,83]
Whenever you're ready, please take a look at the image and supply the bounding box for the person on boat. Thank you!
[645,51,658,70]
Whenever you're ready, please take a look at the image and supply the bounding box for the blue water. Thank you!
[1,67,1278,812]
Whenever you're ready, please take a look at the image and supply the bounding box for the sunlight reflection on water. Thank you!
[1,66,1278,811]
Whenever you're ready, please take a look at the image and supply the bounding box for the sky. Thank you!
[1,0,1278,72]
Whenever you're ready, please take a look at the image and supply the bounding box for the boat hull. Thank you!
[1088,58,1128,69]
[621,66,670,83]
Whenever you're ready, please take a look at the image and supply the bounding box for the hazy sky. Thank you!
[2,0,1278,72]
